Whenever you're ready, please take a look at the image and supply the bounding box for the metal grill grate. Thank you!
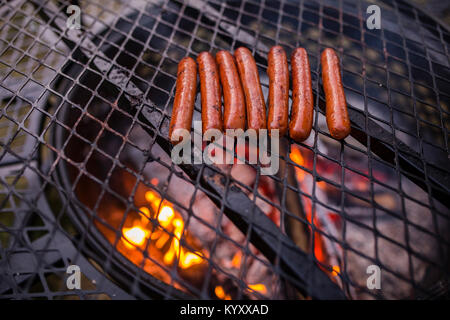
[0,0,449,300]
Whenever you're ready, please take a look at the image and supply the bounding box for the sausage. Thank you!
[197,51,223,134]
[267,46,289,137]
[216,50,246,131]
[169,57,197,144]
[289,47,314,142]
[234,47,266,132]
[321,48,351,140]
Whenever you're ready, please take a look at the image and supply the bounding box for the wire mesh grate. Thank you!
[0,0,449,300]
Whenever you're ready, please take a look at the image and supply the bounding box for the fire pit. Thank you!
[0,0,449,300]
[52,70,285,299]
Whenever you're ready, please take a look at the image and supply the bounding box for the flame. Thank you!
[158,206,174,228]
[215,285,225,299]
[290,146,305,166]
[180,251,203,268]
[215,286,231,300]
[122,226,149,248]
[290,147,305,181]
[139,206,150,218]
[155,231,170,247]
[289,147,328,265]
[145,190,161,212]
[139,206,150,225]
[139,189,204,269]
[163,218,183,265]
[231,251,242,268]
[290,148,350,281]
[248,283,267,295]
[306,199,326,264]
[331,265,340,276]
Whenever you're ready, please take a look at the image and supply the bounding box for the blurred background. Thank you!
[412,0,450,26]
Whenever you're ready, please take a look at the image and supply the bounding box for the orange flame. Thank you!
[122,189,205,270]
[289,147,328,265]
[180,251,203,268]
[139,207,150,222]
[248,283,267,295]
[290,147,305,181]
[215,286,232,300]
[145,190,161,212]
[122,226,149,248]
[158,206,175,228]
[331,265,340,276]
[231,251,242,268]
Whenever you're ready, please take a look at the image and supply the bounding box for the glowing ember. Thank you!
[122,226,149,248]
[215,286,231,300]
[155,232,170,247]
[290,147,306,181]
[331,265,340,276]
[118,172,276,297]
[158,206,174,227]
[215,285,225,299]
[119,187,206,271]
[139,206,150,217]
[179,251,203,269]
[289,147,330,270]
[248,283,267,295]
[231,251,242,268]
[139,206,150,223]
[313,231,325,263]
[165,219,182,262]
[290,146,305,166]
[145,190,161,211]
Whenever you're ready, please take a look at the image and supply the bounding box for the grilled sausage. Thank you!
[234,47,266,132]
[321,48,351,140]
[216,50,246,131]
[289,47,314,142]
[169,57,197,144]
[267,46,289,137]
[197,51,223,134]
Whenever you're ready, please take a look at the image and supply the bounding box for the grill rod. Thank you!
[30,0,346,299]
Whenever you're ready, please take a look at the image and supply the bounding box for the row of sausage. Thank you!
[169,46,350,144]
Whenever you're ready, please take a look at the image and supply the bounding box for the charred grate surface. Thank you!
[0,0,449,300]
